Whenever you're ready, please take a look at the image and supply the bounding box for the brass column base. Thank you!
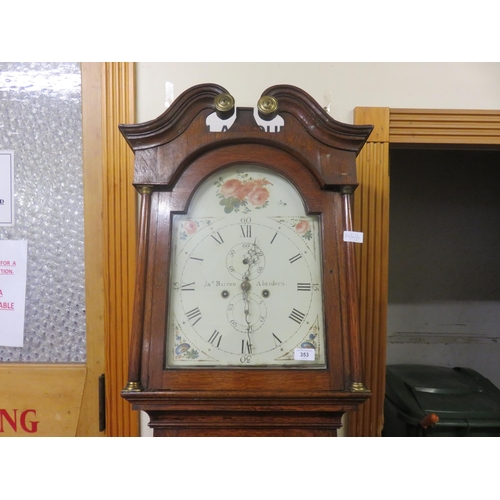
[123,381,143,392]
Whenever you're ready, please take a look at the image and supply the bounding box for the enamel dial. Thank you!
[165,165,326,368]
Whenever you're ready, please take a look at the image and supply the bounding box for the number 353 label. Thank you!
[294,348,315,361]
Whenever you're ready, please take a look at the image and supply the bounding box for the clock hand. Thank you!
[242,276,253,352]
[242,239,260,269]
[249,238,260,266]
[241,239,260,353]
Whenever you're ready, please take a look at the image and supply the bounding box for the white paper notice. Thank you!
[343,230,364,243]
[0,240,28,347]
[0,151,15,226]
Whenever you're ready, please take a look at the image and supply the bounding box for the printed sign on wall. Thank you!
[0,151,14,226]
[0,240,27,347]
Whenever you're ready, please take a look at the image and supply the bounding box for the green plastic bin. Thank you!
[383,364,500,437]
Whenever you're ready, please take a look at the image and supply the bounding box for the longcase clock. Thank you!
[120,84,373,436]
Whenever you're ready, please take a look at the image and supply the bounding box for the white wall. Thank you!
[135,62,500,436]
[136,62,500,125]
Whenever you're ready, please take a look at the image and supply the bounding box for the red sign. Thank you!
[0,409,39,433]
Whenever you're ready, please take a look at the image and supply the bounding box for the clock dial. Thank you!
[166,166,326,368]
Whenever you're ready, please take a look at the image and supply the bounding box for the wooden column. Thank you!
[349,107,390,436]
[124,186,152,392]
[101,63,138,437]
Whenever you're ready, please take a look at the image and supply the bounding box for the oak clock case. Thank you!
[167,165,326,368]
[119,84,373,437]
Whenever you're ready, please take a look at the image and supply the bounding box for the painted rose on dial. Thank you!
[247,186,270,206]
[220,179,242,197]
[295,220,309,234]
[215,174,272,213]
[183,220,198,235]
[179,220,199,240]
[234,181,255,200]
[295,219,313,240]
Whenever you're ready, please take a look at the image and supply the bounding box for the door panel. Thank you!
[0,364,86,436]
[0,63,110,436]
[0,63,138,437]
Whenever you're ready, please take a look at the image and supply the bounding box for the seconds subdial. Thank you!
[226,242,265,280]
[226,292,267,334]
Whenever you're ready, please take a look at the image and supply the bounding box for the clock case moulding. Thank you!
[119,83,373,437]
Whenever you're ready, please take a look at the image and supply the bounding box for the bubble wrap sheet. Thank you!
[0,62,86,362]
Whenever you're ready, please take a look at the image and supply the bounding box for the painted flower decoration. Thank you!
[295,219,313,240]
[179,219,199,240]
[175,343,191,355]
[215,175,271,213]
[185,349,199,359]
[220,179,243,197]
[247,186,270,206]
[301,341,316,350]
[295,220,310,234]
[234,181,256,200]
[183,220,198,235]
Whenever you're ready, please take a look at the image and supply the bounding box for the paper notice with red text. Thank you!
[0,240,27,347]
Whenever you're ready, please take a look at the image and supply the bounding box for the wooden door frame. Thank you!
[350,107,500,436]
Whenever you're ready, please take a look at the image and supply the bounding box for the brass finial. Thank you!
[257,95,278,115]
[214,93,235,113]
